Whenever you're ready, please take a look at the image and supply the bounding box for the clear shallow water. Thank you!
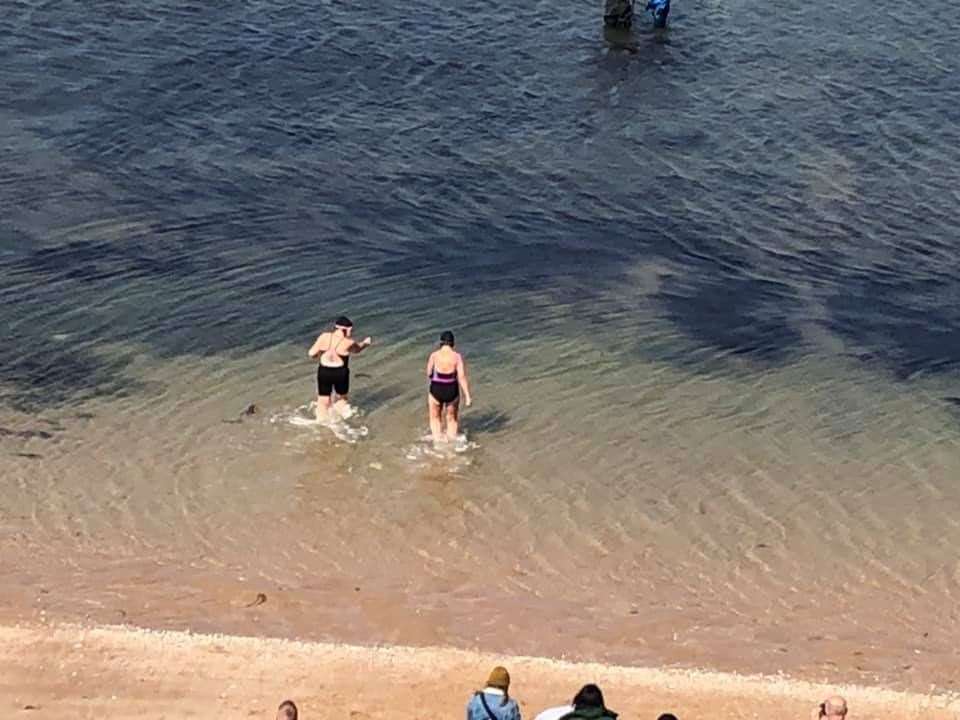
[2,0,960,692]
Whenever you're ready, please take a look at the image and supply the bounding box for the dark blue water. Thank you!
[2,0,959,414]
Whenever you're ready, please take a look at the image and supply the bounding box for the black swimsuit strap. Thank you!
[323,329,350,356]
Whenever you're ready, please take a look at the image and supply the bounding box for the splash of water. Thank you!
[271,402,369,444]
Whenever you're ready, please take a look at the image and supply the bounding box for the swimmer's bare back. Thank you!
[309,331,362,366]
[307,326,372,366]
[427,347,472,406]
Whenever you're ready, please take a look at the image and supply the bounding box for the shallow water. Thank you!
[2,0,960,693]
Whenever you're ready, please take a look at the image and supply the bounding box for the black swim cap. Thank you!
[334,315,353,328]
[440,330,455,346]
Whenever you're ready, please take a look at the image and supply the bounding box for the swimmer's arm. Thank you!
[426,352,435,378]
[307,334,326,359]
[457,356,472,406]
[349,337,373,354]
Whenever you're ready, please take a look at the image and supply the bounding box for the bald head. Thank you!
[277,700,298,720]
[823,696,847,718]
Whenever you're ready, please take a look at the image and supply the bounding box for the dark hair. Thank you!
[657,715,679,720]
[440,330,455,346]
[334,315,353,328]
[278,700,298,720]
[573,684,605,709]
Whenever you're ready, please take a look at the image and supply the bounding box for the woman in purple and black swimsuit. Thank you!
[425,330,472,443]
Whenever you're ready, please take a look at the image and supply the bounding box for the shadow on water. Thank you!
[357,384,408,413]
[0,341,153,414]
[826,277,960,380]
[467,409,512,436]
[655,274,804,364]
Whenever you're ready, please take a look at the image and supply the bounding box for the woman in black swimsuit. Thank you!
[308,316,372,420]
[426,330,472,443]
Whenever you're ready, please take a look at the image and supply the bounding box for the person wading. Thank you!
[426,330,472,443]
[308,315,372,420]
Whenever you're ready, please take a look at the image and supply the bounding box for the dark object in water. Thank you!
[245,592,267,608]
[0,427,54,440]
[222,404,259,424]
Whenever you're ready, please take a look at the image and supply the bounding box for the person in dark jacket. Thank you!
[559,684,617,720]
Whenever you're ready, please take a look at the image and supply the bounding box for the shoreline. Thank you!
[2,622,958,719]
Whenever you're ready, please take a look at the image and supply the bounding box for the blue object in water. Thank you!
[646,0,670,27]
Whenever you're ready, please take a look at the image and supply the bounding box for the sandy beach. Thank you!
[3,623,958,720]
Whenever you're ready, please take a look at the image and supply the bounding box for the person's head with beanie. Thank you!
[483,665,511,706]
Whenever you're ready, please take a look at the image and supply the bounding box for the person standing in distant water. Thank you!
[603,0,669,29]
[426,330,472,443]
[604,0,634,28]
[646,0,670,28]
[308,316,372,420]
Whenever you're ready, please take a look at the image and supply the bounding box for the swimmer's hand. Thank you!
[464,395,473,407]
[361,337,372,346]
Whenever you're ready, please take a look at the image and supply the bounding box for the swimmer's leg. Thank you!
[333,394,353,419]
[445,399,461,442]
[315,394,332,421]
[428,394,444,443]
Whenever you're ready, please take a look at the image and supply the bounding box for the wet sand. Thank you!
[2,623,958,720]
